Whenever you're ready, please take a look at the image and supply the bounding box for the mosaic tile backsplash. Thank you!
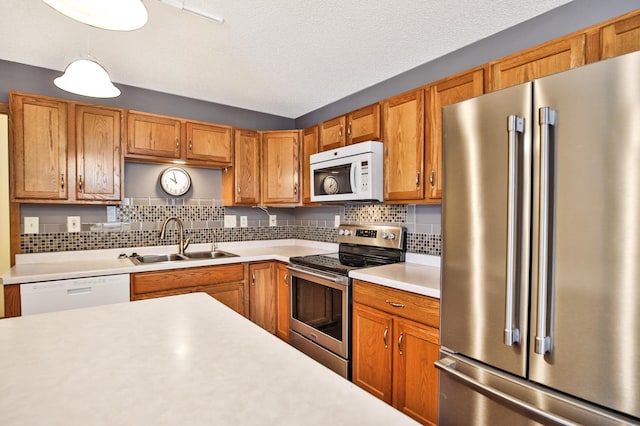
[21,201,442,256]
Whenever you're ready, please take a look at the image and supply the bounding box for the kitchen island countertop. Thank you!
[0,292,418,425]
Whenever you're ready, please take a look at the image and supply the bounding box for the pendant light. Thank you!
[54,58,121,98]
[42,0,148,31]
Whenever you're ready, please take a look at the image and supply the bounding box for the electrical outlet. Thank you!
[269,215,277,227]
[24,217,39,234]
[334,215,341,227]
[224,215,237,228]
[106,206,117,222]
[240,216,248,227]
[67,216,81,233]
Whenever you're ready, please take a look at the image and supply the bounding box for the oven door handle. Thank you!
[287,265,347,285]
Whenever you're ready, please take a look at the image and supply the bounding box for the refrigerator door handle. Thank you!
[534,106,556,355]
[436,357,575,426]
[504,115,525,346]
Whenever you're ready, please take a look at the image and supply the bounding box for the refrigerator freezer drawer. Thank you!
[436,351,638,426]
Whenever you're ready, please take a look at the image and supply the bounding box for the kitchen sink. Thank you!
[183,250,238,260]
[129,250,238,265]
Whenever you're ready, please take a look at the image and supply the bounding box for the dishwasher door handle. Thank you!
[67,287,92,295]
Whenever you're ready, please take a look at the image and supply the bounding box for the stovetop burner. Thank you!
[289,224,406,275]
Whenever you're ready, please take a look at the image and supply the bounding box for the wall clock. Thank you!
[159,167,192,196]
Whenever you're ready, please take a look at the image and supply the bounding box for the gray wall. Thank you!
[295,0,640,128]
[0,59,295,130]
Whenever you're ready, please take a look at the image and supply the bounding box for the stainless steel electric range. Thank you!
[287,224,406,378]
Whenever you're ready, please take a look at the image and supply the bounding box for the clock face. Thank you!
[159,167,192,196]
[323,175,339,195]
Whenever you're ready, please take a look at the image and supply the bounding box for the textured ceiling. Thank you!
[0,0,573,118]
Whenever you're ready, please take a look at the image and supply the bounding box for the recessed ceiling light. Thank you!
[42,0,148,31]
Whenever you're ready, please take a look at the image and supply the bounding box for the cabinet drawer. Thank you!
[131,263,244,296]
[353,280,440,328]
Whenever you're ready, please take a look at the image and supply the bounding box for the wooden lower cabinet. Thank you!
[352,280,440,426]
[248,262,277,334]
[130,263,248,317]
[275,262,290,342]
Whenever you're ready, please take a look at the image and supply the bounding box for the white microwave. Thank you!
[310,141,383,203]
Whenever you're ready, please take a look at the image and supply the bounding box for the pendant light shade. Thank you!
[54,58,121,98]
[42,0,148,31]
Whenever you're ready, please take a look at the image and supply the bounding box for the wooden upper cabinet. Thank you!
[490,33,586,91]
[301,125,319,204]
[75,105,122,201]
[601,10,640,59]
[261,130,300,205]
[126,111,181,160]
[425,68,485,202]
[319,103,381,152]
[382,89,425,202]
[185,121,232,166]
[347,103,381,145]
[231,129,261,205]
[319,115,346,151]
[10,93,68,201]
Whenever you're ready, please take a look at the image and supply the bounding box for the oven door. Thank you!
[288,264,350,359]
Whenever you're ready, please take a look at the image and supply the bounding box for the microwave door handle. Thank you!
[350,162,357,193]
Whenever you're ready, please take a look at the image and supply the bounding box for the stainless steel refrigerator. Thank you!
[438,50,640,425]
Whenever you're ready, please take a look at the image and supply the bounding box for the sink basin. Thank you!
[183,250,238,259]
[129,250,238,265]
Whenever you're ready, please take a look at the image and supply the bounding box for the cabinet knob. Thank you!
[78,175,83,192]
[189,140,193,151]
[430,169,435,188]
[416,171,420,189]
[175,138,180,149]
[339,125,343,140]
[252,272,256,285]
[294,185,298,195]
[237,185,241,194]
[347,122,352,139]
[398,332,404,355]
[60,173,65,190]
[284,273,288,284]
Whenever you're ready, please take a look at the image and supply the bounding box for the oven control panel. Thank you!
[337,224,405,249]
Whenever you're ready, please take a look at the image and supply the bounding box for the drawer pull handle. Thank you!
[385,300,405,308]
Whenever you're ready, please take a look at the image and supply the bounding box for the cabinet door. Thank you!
[249,262,276,334]
[126,111,181,160]
[275,263,290,342]
[233,129,261,205]
[382,90,425,201]
[393,317,440,426]
[490,33,586,90]
[185,121,232,165]
[199,281,246,317]
[601,11,640,59]
[301,125,319,205]
[425,69,484,201]
[261,130,300,205]
[347,103,381,145]
[319,116,346,151]
[352,303,393,404]
[10,93,68,200]
[75,105,122,201]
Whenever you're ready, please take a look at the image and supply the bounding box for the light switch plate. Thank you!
[67,216,81,233]
[224,215,237,228]
[269,215,277,227]
[24,217,39,234]
[334,215,341,227]
[240,216,248,227]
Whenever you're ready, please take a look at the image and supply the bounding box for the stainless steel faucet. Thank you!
[159,216,190,255]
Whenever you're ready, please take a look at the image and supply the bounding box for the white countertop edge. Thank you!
[405,252,440,267]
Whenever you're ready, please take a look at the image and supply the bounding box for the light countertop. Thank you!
[0,293,418,425]
[2,239,441,299]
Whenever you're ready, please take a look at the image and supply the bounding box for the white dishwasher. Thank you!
[20,274,130,315]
